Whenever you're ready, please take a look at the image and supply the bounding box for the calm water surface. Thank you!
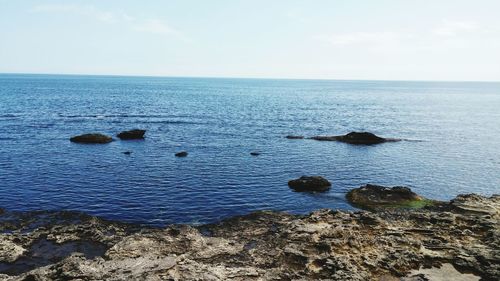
[0,74,499,225]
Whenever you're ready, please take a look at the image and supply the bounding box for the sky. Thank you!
[1,0,499,81]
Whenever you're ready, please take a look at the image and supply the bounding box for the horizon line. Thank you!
[1,71,499,84]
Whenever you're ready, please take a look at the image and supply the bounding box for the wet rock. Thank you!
[70,133,113,144]
[347,184,433,210]
[175,151,188,157]
[288,176,332,192]
[311,131,398,145]
[286,135,304,139]
[117,129,146,140]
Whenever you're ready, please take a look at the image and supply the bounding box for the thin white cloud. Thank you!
[31,4,179,37]
[316,19,485,49]
[132,19,178,35]
[432,20,478,36]
[316,31,403,46]
[32,4,130,24]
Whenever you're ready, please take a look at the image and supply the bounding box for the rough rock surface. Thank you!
[347,184,432,210]
[117,129,146,140]
[69,133,113,144]
[311,132,399,145]
[288,176,332,192]
[0,194,498,280]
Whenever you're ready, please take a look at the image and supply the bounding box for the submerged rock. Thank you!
[286,135,304,139]
[288,176,332,192]
[175,151,188,157]
[347,184,433,209]
[311,131,397,145]
[69,133,113,144]
[117,129,146,140]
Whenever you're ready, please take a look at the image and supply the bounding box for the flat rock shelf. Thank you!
[0,193,498,280]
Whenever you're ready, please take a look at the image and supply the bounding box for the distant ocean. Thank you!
[1,74,499,225]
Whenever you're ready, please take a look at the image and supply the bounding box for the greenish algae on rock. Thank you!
[346,184,438,210]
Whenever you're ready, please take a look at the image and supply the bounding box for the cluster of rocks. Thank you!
[0,192,497,280]
[70,130,191,157]
[70,129,146,144]
[287,132,400,193]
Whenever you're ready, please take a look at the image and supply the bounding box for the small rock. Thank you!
[123,151,132,155]
[286,135,304,139]
[288,176,331,192]
[250,152,260,156]
[117,129,146,140]
[175,151,188,157]
[70,133,113,144]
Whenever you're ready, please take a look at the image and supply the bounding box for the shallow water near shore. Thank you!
[0,74,499,226]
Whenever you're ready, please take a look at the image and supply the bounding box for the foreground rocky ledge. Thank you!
[0,194,498,281]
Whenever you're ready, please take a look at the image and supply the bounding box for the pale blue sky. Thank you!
[1,0,499,81]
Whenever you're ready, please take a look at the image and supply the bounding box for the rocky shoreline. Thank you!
[0,193,498,281]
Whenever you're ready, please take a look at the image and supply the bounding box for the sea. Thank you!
[0,74,499,225]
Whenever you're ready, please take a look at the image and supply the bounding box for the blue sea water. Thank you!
[0,74,499,225]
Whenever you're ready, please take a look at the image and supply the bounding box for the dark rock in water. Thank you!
[336,132,387,145]
[311,131,396,145]
[288,176,331,192]
[285,135,304,139]
[250,151,260,156]
[175,151,188,157]
[123,151,132,155]
[117,129,146,140]
[70,133,113,144]
[347,184,433,209]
